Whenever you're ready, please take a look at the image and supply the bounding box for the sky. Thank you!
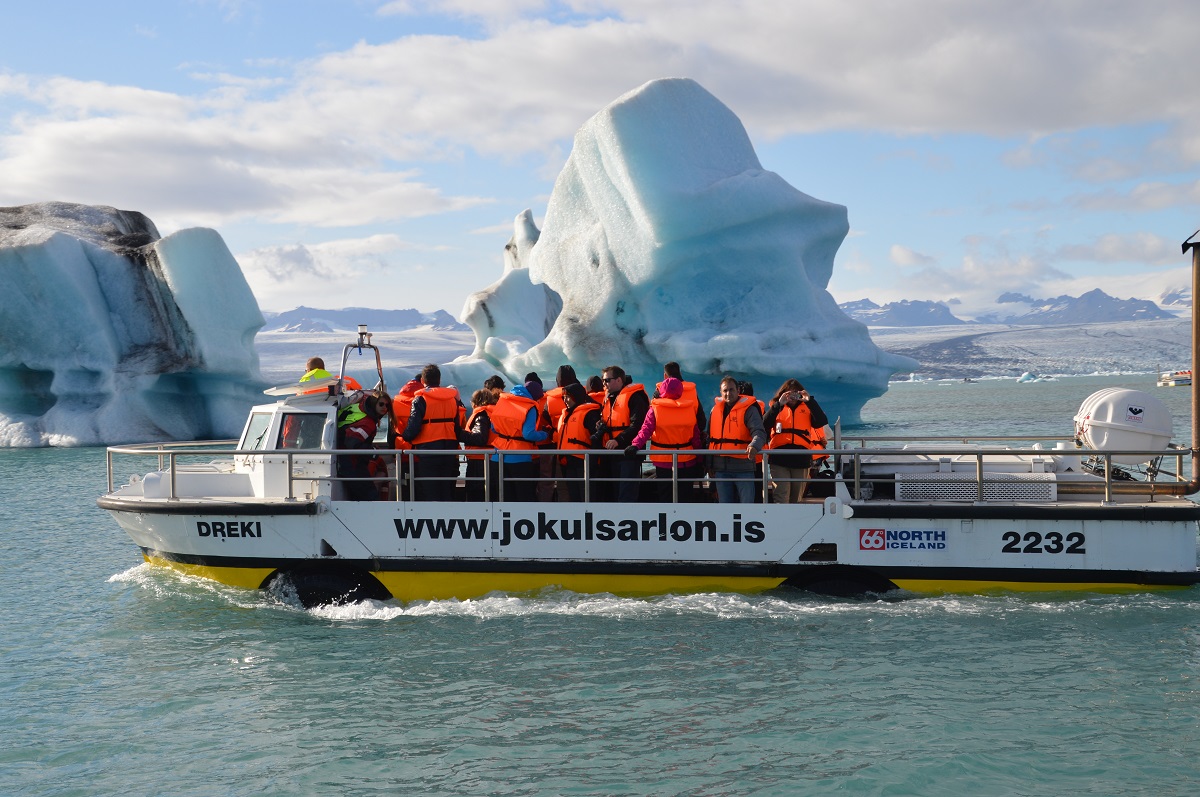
[2,0,1199,320]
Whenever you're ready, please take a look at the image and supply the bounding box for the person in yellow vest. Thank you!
[554,383,603,501]
[400,364,466,502]
[625,376,705,502]
[708,376,768,503]
[599,366,650,502]
[300,357,331,383]
[763,378,829,503]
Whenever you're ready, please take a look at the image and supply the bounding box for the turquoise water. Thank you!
[4,375,1200,796]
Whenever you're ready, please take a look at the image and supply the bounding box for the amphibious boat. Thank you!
[99,243,1200,606]
[1159,369,1192,387]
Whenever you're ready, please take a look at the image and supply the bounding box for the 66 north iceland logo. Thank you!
[859,528,947,551]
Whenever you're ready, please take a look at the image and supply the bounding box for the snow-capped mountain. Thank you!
[979,289,1175,325]
[842,289,1179,327]
[262,306,468,332]
[838,299,965,326]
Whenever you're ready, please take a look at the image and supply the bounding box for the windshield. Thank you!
[279,413,328,450]
[240,412,273,450]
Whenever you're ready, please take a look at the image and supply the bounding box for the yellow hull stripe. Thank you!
[144,553,275,590]
[892,578,1190,594]
[372,571,786,602]
[140,555,1189,600]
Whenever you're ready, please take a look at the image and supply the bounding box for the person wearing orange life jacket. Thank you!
[383,374,422,499]
[458,388,497,502]
[626,376,704,502]
[554,383,603,502]
[401,364,466,502]
[488,381,549,502]
[599,366,650,503]
[540,365,582,502]
[483,374,506,399]
[762,378,829,503]
[584,374,606,404]
[525,371,559,502]
[652,362,707,436]
[707,375,768,503]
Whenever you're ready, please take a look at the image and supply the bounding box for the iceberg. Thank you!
[447,78,916,420]
[0,202,266,446]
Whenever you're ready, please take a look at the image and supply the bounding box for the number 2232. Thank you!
[1001,531,1086,554]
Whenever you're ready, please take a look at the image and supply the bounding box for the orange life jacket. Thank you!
[544,386,569,430]
[648,396,699,465]
[391,381,422,450]
[656,379,698,409]
[601,382,647,443]
[490,393,540,452]
[555,403,596,460]
[412,386,461,445]
[463,406,494,460]
[810,425,829,463]
[767,402,819,450]
[709,396,755,458]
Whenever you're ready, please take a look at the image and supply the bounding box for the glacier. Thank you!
[0,203,266,446]
[447,78,916,420]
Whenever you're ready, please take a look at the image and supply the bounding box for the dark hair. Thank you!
[555,364,579,388]
[739,380,754,396]
[470,388,496,407]
[720,375,740,393]
[585,375,604,393]
[367,391,392,419]
[483,374,505,391]
[524,371,543,386]
[306,357,325,371]
[421,363,441,387]
[563,383,592,406]
[663,361,682,379]
[602,365,626,381]
[772,378,804,404]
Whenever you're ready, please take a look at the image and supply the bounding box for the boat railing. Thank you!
[103,437,1196,504]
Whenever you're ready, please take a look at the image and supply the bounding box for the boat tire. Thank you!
[783,565,898,598]
[263,566,392,608]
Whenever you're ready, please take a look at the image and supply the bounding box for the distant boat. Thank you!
[1158,369,1192,387]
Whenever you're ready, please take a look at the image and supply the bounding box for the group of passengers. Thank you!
[333,358,828,503]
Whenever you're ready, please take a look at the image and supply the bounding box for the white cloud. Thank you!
[1069,180,1200,213]
[1054,232,1180,267]
[889,244,935,267]
[4,2,1200,231]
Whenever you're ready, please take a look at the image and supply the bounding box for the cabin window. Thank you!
[240,412,273,451]
[279,413,327,450]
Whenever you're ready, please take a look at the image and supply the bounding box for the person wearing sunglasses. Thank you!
[599,365,649,502]
[336,390,392,501]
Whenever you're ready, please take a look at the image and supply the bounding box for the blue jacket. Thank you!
[490,384,548,464]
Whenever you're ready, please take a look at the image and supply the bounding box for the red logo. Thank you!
[859,528,885,551]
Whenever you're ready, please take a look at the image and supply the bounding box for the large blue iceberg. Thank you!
[451,78,916,420]
[0,203,265,446]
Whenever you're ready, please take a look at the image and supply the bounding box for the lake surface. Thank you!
[3,374,1199,796]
